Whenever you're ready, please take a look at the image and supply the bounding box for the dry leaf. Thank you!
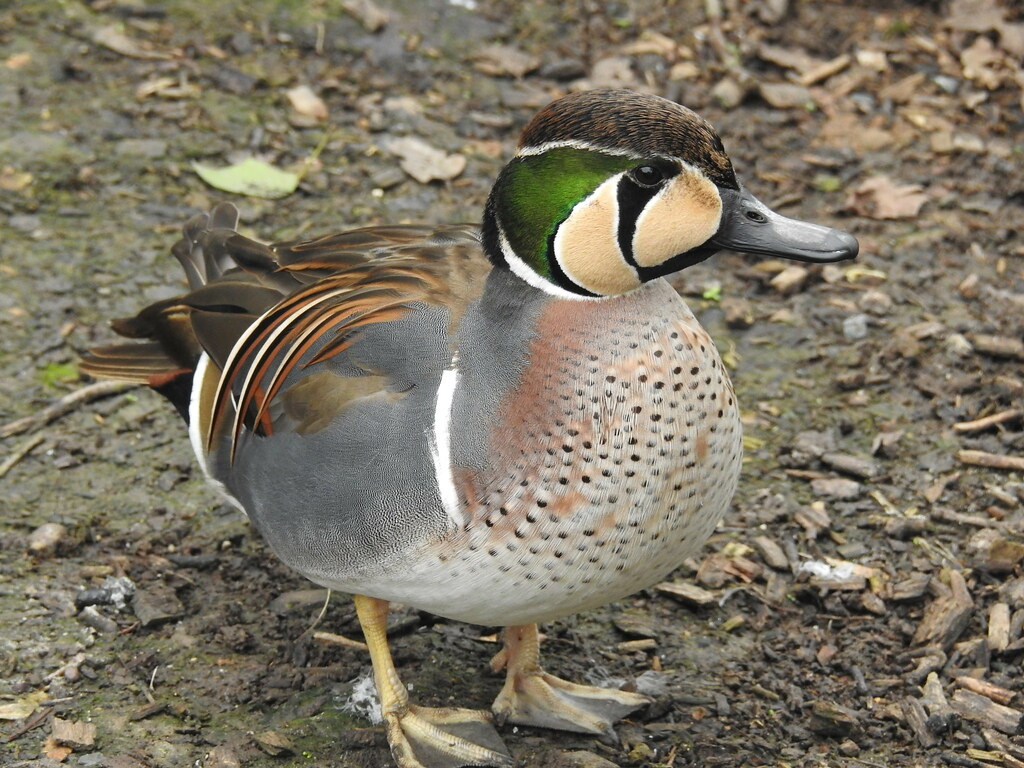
[847,176,928,220]
[386,137,465,183]
[945,0,1005,33]
[286,85,328,121]
[960,37,1004,90]
[0,690,48,720]
[0,167,32,192]
[757,44,821,75]
[4,52,31,69]
[472,44,540,78]
[42,736,72,761]
[341,0,389,32]
[589,57,640,89]
[89,25,173,60]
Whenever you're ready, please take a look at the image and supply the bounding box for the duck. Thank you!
[81,88,858,768]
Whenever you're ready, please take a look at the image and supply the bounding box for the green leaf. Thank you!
[702,284,723,302]
[192,158,300,199]
[39,362,78,387]
[813,174,842,193]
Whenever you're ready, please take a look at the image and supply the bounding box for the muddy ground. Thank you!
[2,0,1024,766]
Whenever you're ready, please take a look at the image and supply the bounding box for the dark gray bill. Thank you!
[712,186,858,263]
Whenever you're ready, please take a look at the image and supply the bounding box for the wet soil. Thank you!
[2,1,1024,767]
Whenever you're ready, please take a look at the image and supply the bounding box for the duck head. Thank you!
[482,89,858,298]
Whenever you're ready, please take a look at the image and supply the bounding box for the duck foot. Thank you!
[355,595,513,768]
[490,624,651,737]
[384,705,512,768]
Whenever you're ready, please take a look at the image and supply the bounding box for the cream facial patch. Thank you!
[632,169,722,268]
[553,175,640,296]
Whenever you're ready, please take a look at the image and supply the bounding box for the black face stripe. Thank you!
[638,242,720,281]
[545,229,599,297]
[616,176,661,269]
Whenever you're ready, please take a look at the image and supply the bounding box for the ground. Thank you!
[2,0,1024,767]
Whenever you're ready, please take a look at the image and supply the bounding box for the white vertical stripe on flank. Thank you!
[431,359,465,528]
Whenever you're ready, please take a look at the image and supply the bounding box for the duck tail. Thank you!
[80,203,256,421]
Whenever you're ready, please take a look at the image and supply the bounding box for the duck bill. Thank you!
[711,186,858,263]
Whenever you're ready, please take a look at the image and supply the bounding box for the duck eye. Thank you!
[629,165,665,188]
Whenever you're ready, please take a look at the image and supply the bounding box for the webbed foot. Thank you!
[490,624,651,737]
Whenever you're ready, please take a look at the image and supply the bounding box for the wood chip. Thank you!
[821,451,880,479]
[951,689,1024,735]
[989,603,1012,652]
[902,695,939,747]
[981,728,1024,763]
[798,54,852,86]
[922,672,960,734]
[958,450,1024,472]
[808,699,860,736]
[809,477,863,500]
[795,501,832,536]
[617,638,657,653]
[655,581,717,607]
[51,717,96,749]
[954,409,1023,432]
[972,334,1024,360]
[751,535,790,571]
[957,676,1016,706]
[914,569,974,650]
[312,631,368,651]
[889,573,931,602]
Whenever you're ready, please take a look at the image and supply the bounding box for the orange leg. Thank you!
[354,595,512,768]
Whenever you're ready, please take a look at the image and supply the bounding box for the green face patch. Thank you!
[493,148,635,279]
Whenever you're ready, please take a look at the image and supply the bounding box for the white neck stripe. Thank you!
[496,225,598,301]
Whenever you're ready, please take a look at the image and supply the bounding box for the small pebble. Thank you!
[28,522,66,556]
[958,273,980,299]
[810,477,863,499]
[78,606,119,634]
[945,333,973,357]
[759,81,814,109]
[843,314,869,340]
[838,738,861,756]
[539,58,586,81]
[8,214,41,233]
[711,77,745,109]
[770,265,810,294]
[857,289,892,315]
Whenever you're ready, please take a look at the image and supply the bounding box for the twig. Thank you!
[0,434,45,479]
[313,631,369,651]
[957,450,1024,472]
[0,380,135,439]
[3,706,52,743]
[953,409,1022,432]
[296,589,333,641]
